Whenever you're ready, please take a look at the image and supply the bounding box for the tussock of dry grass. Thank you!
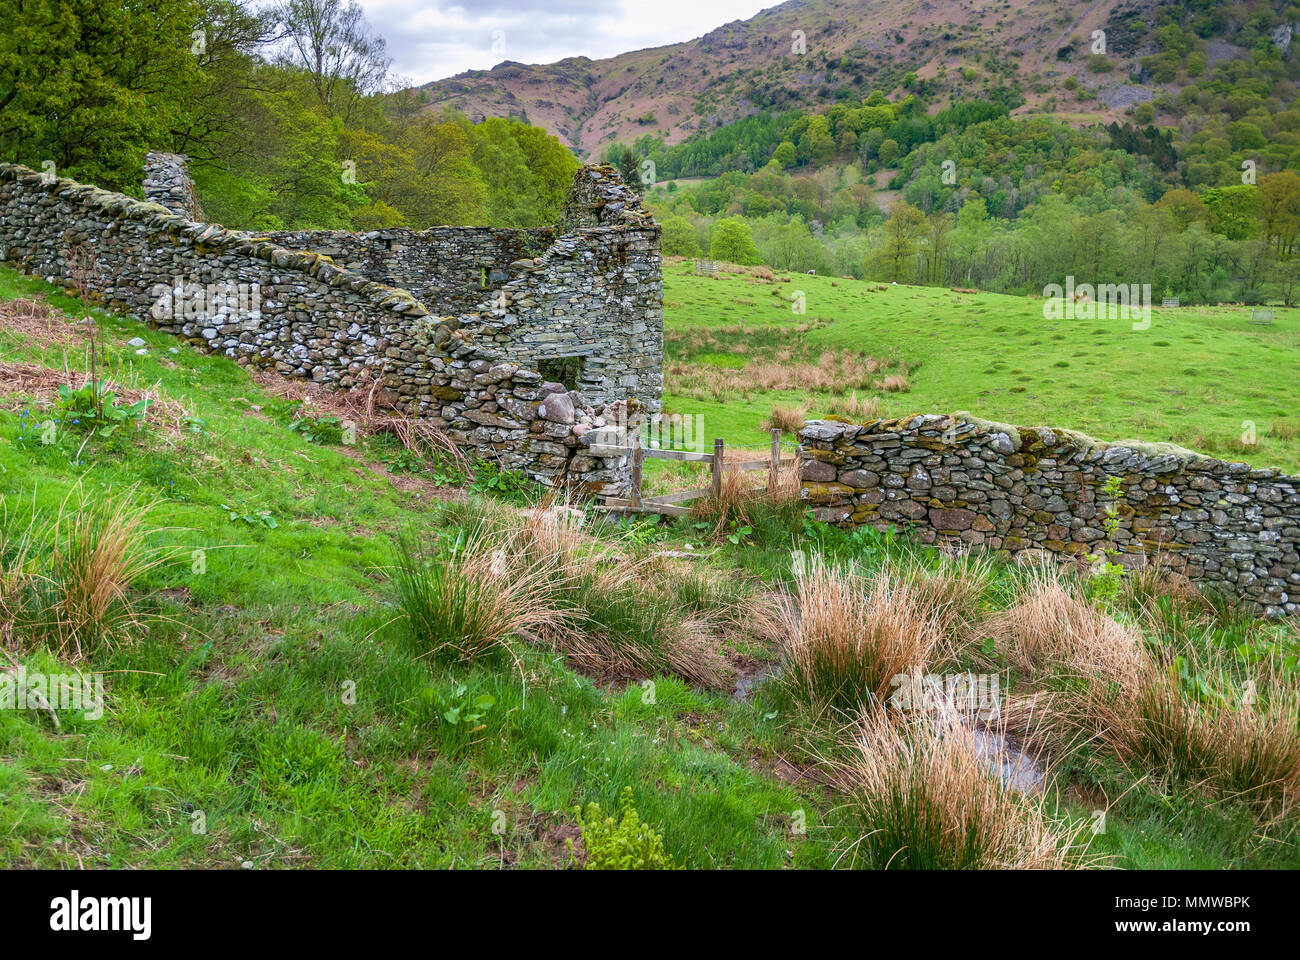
[835,709,1090,869]
[690,460,802,541]
[778,557,943,718]
[399,505,736,687]
[764,403,809,435]
[1270,419,1300,441]
[0,486,176,662]
[391,525,567,669]
[885,552,993,662]
[983,567,1142,683]
[986,569,1300,815]
[1059,645,1300,816]
[43,486,175,662]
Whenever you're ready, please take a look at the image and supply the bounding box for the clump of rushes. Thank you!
[691,461,803,545]
[778,555,942,719]
[991,569,1300,816]
[390,525,564,668]
[1064,644,1300,817]
[404,505,732,687]
[884,551,993,663]
[506,507,731,687]
[764,403,809,436]
[835,709,1092,869]
[981,566,1142,684]
[9,485,175,662]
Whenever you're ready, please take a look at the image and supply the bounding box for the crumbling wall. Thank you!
[800,415,1300,615]
[253,227,552,314]
[142,152,203,222]
[255,163,664,412]
[0,160,635,494]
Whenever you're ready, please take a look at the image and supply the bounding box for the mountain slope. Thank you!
[418,0,1215,156]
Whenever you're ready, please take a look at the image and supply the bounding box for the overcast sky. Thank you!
[353,1,776,85]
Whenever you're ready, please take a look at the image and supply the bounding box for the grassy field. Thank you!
[1,263,1297,870]
[661,259,1300,473]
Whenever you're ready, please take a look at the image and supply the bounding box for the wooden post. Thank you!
[711,438,724,501]
[769,428,781,495]
[631,430,644,509]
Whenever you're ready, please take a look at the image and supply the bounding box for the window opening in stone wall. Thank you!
[537,356,585,390]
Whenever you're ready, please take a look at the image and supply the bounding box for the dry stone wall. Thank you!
[254,227,550,314]
[142,152,203,222]
[0,160,638,494]
[255,163,663,413]
[799,415,1300,616]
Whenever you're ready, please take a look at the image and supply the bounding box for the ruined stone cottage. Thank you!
[0,154,664,494]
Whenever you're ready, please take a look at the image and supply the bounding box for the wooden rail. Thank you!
[593,428,795,518]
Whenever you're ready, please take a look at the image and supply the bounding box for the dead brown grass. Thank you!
[764,402,809,435]
[0,361,188,435]
[1060,645,1300,816]
[835,709,1091,869]
[821,391,882,421]
[886,552,993,662]
[491,506,733,688]
[982,567,1142,684]
[690,459,802,541]
[2,486,177,663]
[989,570,1300,816]
[778,557,943,718]
[0,297,89,348]
[248,365,467,471]
[1270,419,1300,441]
[666,348,894,402]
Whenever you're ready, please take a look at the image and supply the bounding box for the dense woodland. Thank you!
[0,0,577,231]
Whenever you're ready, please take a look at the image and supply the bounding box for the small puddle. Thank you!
[728,664,1047,793]
[731,662,778,703]
[966,722,1045,793]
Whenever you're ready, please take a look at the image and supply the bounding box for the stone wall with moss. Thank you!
[799,415,1300,616]
[0,160,636,494]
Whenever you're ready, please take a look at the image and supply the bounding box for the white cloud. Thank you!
[354,0,775,84]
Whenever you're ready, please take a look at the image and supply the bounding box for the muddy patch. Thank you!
[731,658,779,702]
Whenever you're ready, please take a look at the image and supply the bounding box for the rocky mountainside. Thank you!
[417,0,1245,156]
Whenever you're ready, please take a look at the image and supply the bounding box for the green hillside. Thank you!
[2,264,1296,870]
